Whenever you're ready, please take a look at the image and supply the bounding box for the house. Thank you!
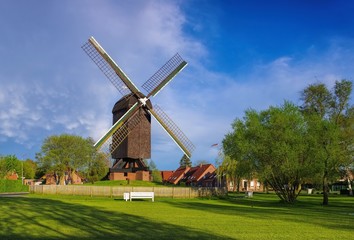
[167,164,216,187]
[42,170,84,185]
[6,171,18,180]
[199,171,218,187]
[181,164,216,187]
[167,166,190,185]
[160,171,174,183]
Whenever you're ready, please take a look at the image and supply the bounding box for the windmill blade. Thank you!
[82,37,140,96]
[94,102,139,149]
[149,105,195,158]
[142,53,187,98]
[97,110,142,164]
[110,110,142,152]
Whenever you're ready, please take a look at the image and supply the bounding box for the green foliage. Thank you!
[179,154,192,167]
[223,101,312,203]
[0,155,21,179]
[0,180,28,193]
[300,79,354,205]
[36,134,106,184]
[86,152,109,184]
[23,159,37,179]
[1,194,353,239]
[147,160,162,183]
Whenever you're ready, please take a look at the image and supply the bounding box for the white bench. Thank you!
[123,192,130,201]
[129,192,154,202]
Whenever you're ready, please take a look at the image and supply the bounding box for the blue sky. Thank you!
[1,0,354,170]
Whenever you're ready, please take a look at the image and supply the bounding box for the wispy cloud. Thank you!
[0,1,353,170]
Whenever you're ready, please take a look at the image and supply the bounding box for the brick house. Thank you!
[160,171,174,183]
[167,164,216,186]
[42,170,85,185]
[6,171,18,180]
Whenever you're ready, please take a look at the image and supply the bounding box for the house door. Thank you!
[243,181,248,191]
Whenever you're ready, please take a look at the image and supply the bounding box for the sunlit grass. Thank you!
[84,180,165,187]
[0,193,353,239]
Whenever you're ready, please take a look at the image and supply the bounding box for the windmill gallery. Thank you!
[82,37,195,181]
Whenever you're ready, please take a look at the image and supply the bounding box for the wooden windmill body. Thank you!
[82,37,195,181]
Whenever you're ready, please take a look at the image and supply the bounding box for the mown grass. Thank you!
[0,193,353,239]
[85,180,165,187]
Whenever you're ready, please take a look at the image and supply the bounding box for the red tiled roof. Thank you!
[160,171,174,181]
[167,166,190,184]
[169,164,216,185]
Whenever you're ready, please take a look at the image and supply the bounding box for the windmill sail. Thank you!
[94,102,140,149]
[82,37,140,96]
[149,105,195,158]
[142,53,187,98]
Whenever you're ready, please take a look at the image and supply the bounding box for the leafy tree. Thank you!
[36,134,98,185]
[179,154,192,168]
[86,152,109,184]
[148,159,162,183]
[301,80,354,204]
[0,155,21,179]
[223,120,254,192]
[224,102,313,203]
[22,159,37,179]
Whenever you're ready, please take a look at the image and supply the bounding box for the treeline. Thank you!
[222,80,354,205]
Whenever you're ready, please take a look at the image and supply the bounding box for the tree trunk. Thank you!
[322,172,329,205]
[348,178,353,196]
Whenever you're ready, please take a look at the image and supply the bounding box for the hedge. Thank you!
[0,180,29,193]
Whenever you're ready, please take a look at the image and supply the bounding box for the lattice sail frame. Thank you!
[142,53,187,97]
[98,111,142,165]
[150,105,195,157]
[82,40,132,97]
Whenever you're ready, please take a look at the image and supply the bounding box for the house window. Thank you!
[124,172,128,177]
[250,181,254,187]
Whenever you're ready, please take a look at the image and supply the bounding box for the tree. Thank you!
[22,159,37,179]
[36,134,98,185]
[179,154,192,168]
[0,155,21,179]
[301,80,354,205]
[223,119,254,192]
[86,152,109,184]
[148,160,162,183]
[224,102,313,203]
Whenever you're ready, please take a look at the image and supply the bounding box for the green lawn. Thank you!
[85,180,166,187]
[0,193,353,239]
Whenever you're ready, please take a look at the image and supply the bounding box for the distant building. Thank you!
[160,171,174,183]
[6,171,18,180]
[167,164,216,187]
[41,170,85,185]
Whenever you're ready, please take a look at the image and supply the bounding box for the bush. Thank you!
[0,180,29,193]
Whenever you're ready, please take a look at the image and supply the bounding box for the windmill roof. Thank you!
[112,92,152,112]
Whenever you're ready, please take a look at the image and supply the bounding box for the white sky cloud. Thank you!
[0,1,353,169]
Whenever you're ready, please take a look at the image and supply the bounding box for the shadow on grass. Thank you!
[166,193,354,232]
[0,197,233,240]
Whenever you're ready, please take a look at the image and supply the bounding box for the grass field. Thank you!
[0,193,353,239]
[85,180,165,187]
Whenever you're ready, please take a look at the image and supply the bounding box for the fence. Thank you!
[29,185,227,198]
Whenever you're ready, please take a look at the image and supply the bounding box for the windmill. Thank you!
[82,37,195,181]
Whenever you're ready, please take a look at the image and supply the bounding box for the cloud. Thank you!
[1,1,354,170]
